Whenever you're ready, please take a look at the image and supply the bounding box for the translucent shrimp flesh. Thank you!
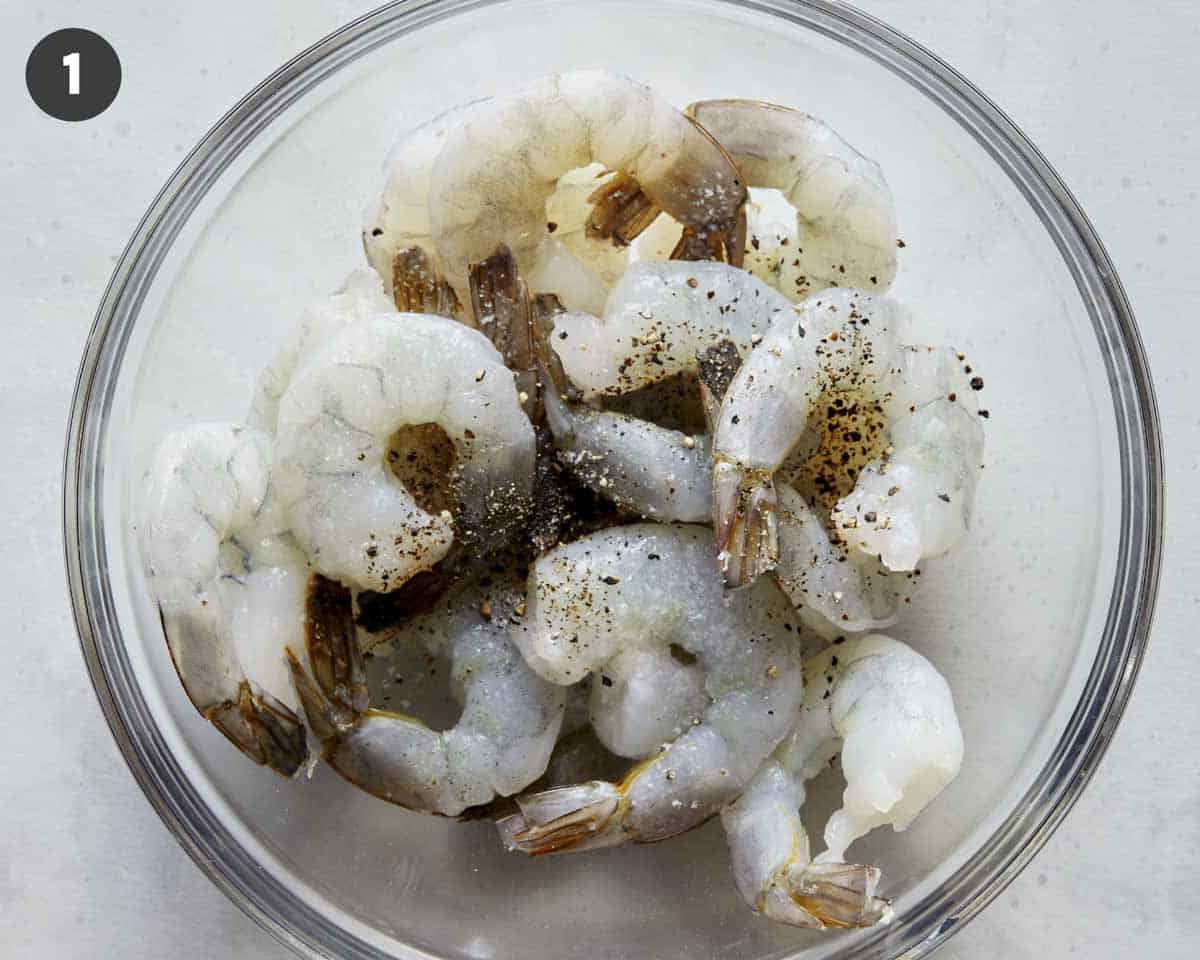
[774,483,914,635]
[429,70,747,289]
[722,634,962,928]
[363,103,481,315]
[687,99,898,298]
[138,423,310,776]
[540,365,713,523]
[290,571,565,815]
[833,347,986,572]
[499,524,804,854]
[712,288,984,584]
[273,312,536,593]
[247,270,395,434]
[551,261,794,401]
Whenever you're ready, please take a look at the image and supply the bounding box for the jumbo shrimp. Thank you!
[499,524,804,854]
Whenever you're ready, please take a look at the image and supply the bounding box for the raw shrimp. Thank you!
[429,71,747,289]
[363,103,480,315]
[273,313,536,593]
[540,364,713,523]
[499,524,804,854]
[722,634,962,928]
[774,484,913,635]
[291,572,565,815]
[713,289,983,584]
[687,99,898,297]
[247,270,395,434]
[551,261,793,401]
[833,347,985,571]
[138,423,310,776]
[712,288,906,586]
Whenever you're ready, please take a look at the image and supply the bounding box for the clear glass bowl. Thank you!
[63,1,1162,958]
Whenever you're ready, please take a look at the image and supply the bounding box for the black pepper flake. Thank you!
[970,376,985,391]
[979,409,990,419]
[938,492,951,503]
[370,227,383,237]
[600,575,620,585]
[600,675,613,687]
[547,221,558,233]
[864,511,877,523]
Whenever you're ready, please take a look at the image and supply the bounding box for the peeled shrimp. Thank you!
[551,261,793,401]
[687,99,898,297]
[833,347,985,571]
[722,634,961,928]
[247,270,395,434]
[429,71,746,290]
[273,313,536,593]
[713,289,983,584]
[499,524,804,854]
[541,368,712,523]
[292,572,564,815]
[138,424,310,776]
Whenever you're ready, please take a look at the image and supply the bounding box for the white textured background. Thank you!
[1,1,1196,957]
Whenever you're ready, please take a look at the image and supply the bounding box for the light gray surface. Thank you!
[0,1,1195,957]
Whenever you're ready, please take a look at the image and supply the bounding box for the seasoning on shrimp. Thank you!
[272,312,536,593]
[687,99,899,298]
[712,289,984,586]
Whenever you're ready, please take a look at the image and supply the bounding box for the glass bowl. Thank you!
[63,1,1162,958]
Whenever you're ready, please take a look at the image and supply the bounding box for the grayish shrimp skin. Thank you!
[688,99,898,297]
[721,635,961,929]
[292,573,565,816]
[429,70,746,285]
[272,313,536,593]
[552,260,793,401]
[499,524,804,854]
[138,423,310,776]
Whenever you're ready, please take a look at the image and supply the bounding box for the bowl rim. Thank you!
[62,1,1163,957]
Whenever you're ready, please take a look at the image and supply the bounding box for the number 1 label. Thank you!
[62,51,80,95]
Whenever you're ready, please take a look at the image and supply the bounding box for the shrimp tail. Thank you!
[778,861,894,929]
[586,172,663,247]
[288,574,369,743]
[497,781,628,855]
[671,203,747,267]
[205,682,309,777]
[391,246,464,320]
[470,244,540,420]
[713,459,780,588]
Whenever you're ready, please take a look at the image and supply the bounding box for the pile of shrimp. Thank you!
[137,71,987,933]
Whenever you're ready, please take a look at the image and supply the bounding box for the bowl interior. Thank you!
[97,1,1126,957]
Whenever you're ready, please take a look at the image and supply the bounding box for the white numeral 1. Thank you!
[62,51,80,95]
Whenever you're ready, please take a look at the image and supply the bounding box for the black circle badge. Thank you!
[26,29,121,122]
